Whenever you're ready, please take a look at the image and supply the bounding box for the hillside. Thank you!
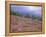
[11,15,42,32]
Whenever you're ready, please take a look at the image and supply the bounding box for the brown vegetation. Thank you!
[11,15,42,32]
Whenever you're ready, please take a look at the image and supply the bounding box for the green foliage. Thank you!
[11,12,16,15]
[11,11,22,16]
[32,15,39,22]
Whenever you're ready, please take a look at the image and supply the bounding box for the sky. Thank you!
[11,5,42,17]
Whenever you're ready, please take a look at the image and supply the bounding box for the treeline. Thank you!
[11,11,42,21]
